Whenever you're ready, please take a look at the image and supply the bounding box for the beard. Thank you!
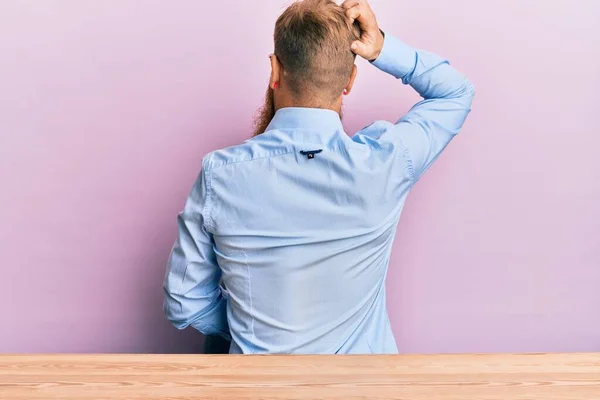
[252,87,275,137]
[251,86,344,137]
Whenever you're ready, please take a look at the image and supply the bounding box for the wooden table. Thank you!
[1,353,599,399]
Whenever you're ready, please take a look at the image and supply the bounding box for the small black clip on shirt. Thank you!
[299,149,322,160]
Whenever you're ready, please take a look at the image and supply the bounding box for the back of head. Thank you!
[274,0,360,103]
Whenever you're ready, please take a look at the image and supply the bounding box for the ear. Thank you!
[269,54,282,90]
[344,64,358,95]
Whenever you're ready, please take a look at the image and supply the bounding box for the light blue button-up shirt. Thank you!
[164,34,475,354]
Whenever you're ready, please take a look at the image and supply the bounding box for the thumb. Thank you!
[351,40,368,58]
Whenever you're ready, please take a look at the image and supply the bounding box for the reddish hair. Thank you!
[274,0,360,102]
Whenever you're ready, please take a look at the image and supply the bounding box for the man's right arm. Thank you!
[163,165,230,340]
[371,34,475,183]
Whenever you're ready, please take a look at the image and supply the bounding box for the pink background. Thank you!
[1,0,599,353]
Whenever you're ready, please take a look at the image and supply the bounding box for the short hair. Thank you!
[274,0,360,102]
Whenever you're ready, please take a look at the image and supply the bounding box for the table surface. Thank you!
[1,353,599,399]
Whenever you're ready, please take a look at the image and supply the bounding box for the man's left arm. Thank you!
[163,167,230,340]
[343,0,475,184]
[370,35,475,184]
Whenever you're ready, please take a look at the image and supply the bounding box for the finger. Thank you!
[345,5,361,23]
[348,5,377,34]
[341,0,360,10]
[359,0,372,11]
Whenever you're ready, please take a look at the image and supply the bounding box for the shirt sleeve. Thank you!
[370,33,475,183]
[163,166,230,340]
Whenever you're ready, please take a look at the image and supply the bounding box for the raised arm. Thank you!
[344,0,475,183]
[373,35,475,182]
[163,166,230,339]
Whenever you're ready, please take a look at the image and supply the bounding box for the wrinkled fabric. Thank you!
[163,34,475,354]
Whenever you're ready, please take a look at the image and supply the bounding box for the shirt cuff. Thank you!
[371,33,417,80]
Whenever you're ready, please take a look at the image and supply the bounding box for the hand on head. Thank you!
[341,0,384,61]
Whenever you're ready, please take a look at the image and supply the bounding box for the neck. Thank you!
[274,92,342,115]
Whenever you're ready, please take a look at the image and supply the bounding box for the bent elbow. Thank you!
[466,79,476,98]
[163,288,191,330]
[163,287,225,335]
[455,79,476,115]
[463,79,476,101]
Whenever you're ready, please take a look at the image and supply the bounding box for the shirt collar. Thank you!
[266,107,344,134]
